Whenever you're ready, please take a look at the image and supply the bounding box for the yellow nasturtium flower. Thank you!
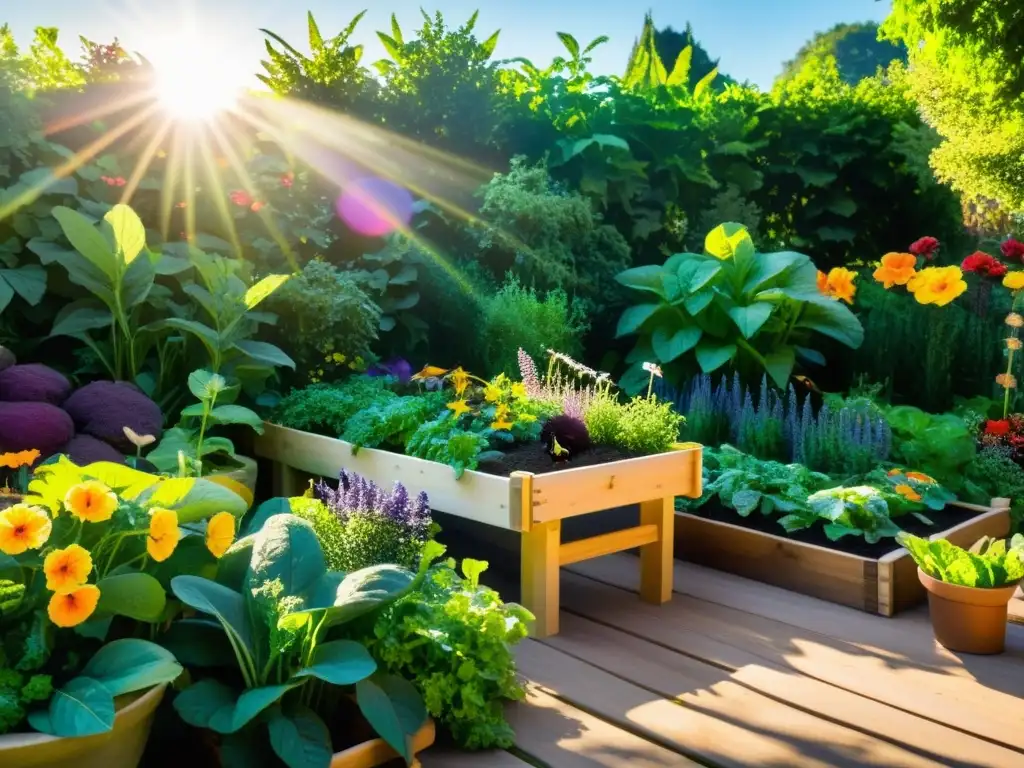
[894,484,922,502]
[48,585,101,628]
[44,544,93,594]
[816,267,857,305]
[446,399,472,418]
[147,508,180,563]
[65,481,119,523]
[0,504,52,555]
[1004,272,1024,291]
[907,266,967,307]
[872,253,917,289]
[206,512,236,559]
[483,383,502,403]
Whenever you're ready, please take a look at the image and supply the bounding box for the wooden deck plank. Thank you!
[506,685,697,767]
[519,638,939,768]
[566,556,1024,753]
[551,587,1024,768]
[421,748,535,767]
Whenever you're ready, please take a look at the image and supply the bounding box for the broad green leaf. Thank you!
[694,340,737,372]
[279,564,415,632]
[50,299,113,337]
[557,31,580,58]
[216,534,257,591]
[135,478,248,523]
[356,675,427,763]
[616,304,660,337]
[796,301,864,349]
[731,489,762,516]
[189,369,230,401]
[0,264,46,305]
[267,705,333,768]
[244,497,293,537]
[795,167,838,187]
[174,678,238,730]
[796,346,826,366]
[727,303,773,339]
[693,65,718,99]
[170,575,254,654]
[120,250,156,307]
[615,265,666,296]
[104,204,146,265]
[81,638,182,696]
[479,30,500,59]
[764,347,797,388]
[244,274,290,310]
[741,251,807,294]
[377,32,402,61]
[34,677,115,737]
[651,325,702,362]
[209,404,265,432]
[666,45,692,86]
[52,206,118,279]
[159,317,220,355]
[247,514,326,598]
[235,339,296,370]
[295,640,377,685]
[704,223,753,261]
[678,260,721,293]
[96,573,167,622]
[0,278,11,312]
[160,618,236,668]
[30,239,115,305]
[683,290,715,315]
[216,682,305,734]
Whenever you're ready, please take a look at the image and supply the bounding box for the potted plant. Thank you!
[164,513,441,767]
[899,532,1024,654]
[0,455,249,766]
[0,450,39,511]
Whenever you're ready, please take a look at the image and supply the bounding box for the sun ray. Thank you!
[43,88,155,137]
[119,117,172,205]
[194,126,244,258]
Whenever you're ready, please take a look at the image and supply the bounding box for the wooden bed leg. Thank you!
[522,519,561,637]
[272,462,304,497]
[639,497,673,605]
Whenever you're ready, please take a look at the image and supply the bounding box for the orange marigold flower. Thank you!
[48,585,101,628]
[147,508,180,563]
[873,253,917,289]
[996,373,1018,389]
[1007,338,1023,351]
[44,544,93,594]
[0,449,41,469]
[65,481,118,523]
[1006,313,1024,328]
[205,512,236,559]
[894,484,922,502]
[818,267,857,304]
[0,504,52,555]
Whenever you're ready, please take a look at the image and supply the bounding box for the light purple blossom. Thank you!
[314,469,432,538]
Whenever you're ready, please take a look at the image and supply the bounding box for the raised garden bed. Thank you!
[254,423,703,637]
[675,499,1012,616]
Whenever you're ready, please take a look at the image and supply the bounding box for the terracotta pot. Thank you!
[918,568,1020,654]
[0,684,165,768]
[330,718,435,768]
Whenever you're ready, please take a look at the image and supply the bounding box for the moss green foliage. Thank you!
[405,415,493,479]
[885,405,976,491]
[265,259,380,383]
[470,157,631,314]
[582,392,621,446]
[271,376,396,436]
[366,558,532,749]
[778,23,906,87]
[479,276,588,378]
[964,446,1024,530]
[342,392,449,450]
[882,0,1024,210]
[286,497,350,571]
[0,612,54,735]
[583,391,682,454]
[899,533,1024,588]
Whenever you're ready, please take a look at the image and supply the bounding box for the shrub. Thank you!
[270,376,395,437]
[478,276,588,377]
[616,396,684,454]
[583,392,623,446]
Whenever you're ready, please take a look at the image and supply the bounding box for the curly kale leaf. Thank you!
[271,377,396,437]
[342,392,448,450]
[404,416,492,478]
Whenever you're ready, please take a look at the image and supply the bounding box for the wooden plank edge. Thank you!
[559,525,659,566]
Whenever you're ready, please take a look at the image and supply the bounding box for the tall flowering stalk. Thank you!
[999,272,1024,417]
[517,348,612,419]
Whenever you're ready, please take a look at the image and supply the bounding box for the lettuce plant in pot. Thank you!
[899,532,1024,654]
[165,513,442,768]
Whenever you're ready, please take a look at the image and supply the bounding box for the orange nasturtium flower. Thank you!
[44,544,93,594]
[1003,272,1024,291]
[205,512,236,559]
[894,484,922,502]
[147,508,180,563]
[872,253,917,289]
[411,365,448,381]
[905,471,935,484]
[65,481,119,523]
[816,267,857,304]
[907,266,967,306]
[0,449,41,469]
[48,585,101,628]
[0,504,52,555]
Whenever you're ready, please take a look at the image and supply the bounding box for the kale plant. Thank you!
[405,414,495,479]
[779,486,902,543]
[271,376,396,437]
[342,392,448,450]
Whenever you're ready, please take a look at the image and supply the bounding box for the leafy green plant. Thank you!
[148,369,264,477]
[404,414,493,479]
[899,533,1024,588]
[341,392,447,451]
[169,514,443,767]
[779,486,903,543]
[271,378,397,437]
[885,405,976,490]
[365,557,532,750]
[615,222,864,393]
[580,390,681,454]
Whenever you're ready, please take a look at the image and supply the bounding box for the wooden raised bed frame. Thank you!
[675,499,1012,616]
[254,423,703,637]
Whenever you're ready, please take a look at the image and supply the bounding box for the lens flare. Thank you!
[337,177,414,237]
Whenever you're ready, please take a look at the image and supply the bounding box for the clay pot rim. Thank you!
[917,567,1021,607]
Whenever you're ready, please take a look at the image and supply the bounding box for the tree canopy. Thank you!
[778,22,905,86]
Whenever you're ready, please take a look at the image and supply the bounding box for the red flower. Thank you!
[280,172,294,188]
[909,237,940,259]
[100,175,126,187]
[961,251,1007,279]
[229,190,252,207]
[985,419,1011,436]
[1001,238,1024,263]
[250,201,265,213]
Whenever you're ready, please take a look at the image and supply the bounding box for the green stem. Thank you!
[1003,293,1023,419]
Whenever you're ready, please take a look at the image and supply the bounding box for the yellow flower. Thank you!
[446,399,472,418]
[147,508,180,563]
[1007,337,1023,351]
[1006,313,1024,328]
[872,253,917,289]
[491,418,514,430]
[449,367,470,396]
[48,585,101,628]
[0,449,41,469]
[996,373,1018,389]
[1004,272,1024,291]
[65,481,118,523]
[907,266,967,306]
[0,504,52,555]
[511,382,527,400]
[206,512,236,559]
[44,544,93,594]
[905,471,935,484]
[894,484,922,502]
[490,404,513,430]
[411,364,449,381]
[483,383,502,403]
[516,412,537,423]
[818,267,857,304]
[887,468,902,477]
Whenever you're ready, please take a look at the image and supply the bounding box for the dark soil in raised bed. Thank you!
[690,499,983,559]
[477,441,644,476]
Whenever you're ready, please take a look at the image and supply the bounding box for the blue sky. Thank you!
[4,0,890,90]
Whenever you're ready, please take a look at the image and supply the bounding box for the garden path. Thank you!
[423,554,1024,767]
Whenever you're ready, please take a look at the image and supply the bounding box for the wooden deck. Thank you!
[423,553,1024,768]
